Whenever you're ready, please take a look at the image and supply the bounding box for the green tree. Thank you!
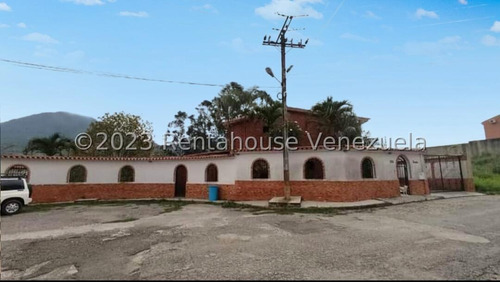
[23,133,74,156]
[311,97,362,142]
[250,99,303,145]
[187,101,217,153]
[250,99,282,133]
[165,82,277,155]
[166,111,189,156]
[166,102,219,155]
[81,112,154,157]
[209,82,272,134]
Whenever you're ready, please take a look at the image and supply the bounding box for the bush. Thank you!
[492,161,500,174]
[474,175,500,193]
[473,154,500,193]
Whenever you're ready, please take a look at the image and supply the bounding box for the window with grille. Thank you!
[68,165,87,183]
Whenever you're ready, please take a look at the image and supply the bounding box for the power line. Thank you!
[0,58,280,89]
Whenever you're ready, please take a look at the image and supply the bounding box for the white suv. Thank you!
[1,177,33,215]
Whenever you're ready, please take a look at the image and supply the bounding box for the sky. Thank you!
[0,0,499,147]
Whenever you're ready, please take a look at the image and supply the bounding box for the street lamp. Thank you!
[265,67,274,77]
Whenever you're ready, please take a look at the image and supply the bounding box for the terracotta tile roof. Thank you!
[1,152,234,162]
[1,146,424,162]
[234,146,425,153]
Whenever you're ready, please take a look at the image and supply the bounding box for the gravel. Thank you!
[1,196,499,280]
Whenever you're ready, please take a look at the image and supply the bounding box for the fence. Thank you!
[424,155,465,192]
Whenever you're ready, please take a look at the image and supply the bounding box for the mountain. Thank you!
[1,112,95,154]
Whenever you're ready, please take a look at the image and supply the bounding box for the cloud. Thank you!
[340,33,377,43]
[481,35,500,47]
[458,0,468,5]
[119,11,149,18]
[415,8,439,20]
[0,23,9,28]
[34,46,58,58]
[221,38,260,54]
[402,36,464,56]
[364,10,381,20]
[65,50,86,62]
[255,0,323,20]
[192,4,218,14]
[491,21,500,33]
[62,0,114,6]
[17,22,27,28]
[0,2,11,11]
[22,32,59,44]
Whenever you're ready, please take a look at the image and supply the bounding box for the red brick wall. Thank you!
[229,119,268,150]
[229,111,323,149]
[32,180,425,204]
[189,180,401,202]
[230,181,284,200]
[186,183,234,200]
[427,178,475,192]
[464,178,475,192]
[408,180,429,195]
[31,183,174,203]
[290,180,401,202]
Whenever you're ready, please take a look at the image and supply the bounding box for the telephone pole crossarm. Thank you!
[262,14,308,202]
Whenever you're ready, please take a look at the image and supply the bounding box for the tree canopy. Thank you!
[311,97,362,142]
[23,133,74,156]
[165,83,366,155]
[81,112,154,157]
[166,82,274,155]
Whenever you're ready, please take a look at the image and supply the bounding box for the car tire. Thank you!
[1,199,23,215]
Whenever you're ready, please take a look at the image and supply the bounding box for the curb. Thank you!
[28,193,486,211]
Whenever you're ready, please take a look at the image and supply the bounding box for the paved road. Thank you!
[1,196,499,280]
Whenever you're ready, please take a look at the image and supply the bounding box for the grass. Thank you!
[472,154,500,194]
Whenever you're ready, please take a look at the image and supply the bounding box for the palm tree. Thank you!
[250,100,303,145]
[24,133,75,156]
[251,99,283,134]
[209,82,273,133]
[311,97,362,141]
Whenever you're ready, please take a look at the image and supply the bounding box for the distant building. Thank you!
[482,115,500,140]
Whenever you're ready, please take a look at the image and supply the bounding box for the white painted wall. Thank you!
[235,150,426,181]
[1,150,426,185]
[1,158,238,185]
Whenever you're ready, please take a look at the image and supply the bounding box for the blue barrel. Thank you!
[208,185,219,202]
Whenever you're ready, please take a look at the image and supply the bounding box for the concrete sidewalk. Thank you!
[377,191,485,206]
[235,199,387,209]
[234,191,485,210]
[32,192,486,210]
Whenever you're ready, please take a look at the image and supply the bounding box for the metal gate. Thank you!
[396,156,409,188]
[424,155,465,192]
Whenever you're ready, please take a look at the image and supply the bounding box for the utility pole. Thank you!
[263,13,308,201]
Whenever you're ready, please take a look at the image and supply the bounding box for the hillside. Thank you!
[1,112,95,154]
